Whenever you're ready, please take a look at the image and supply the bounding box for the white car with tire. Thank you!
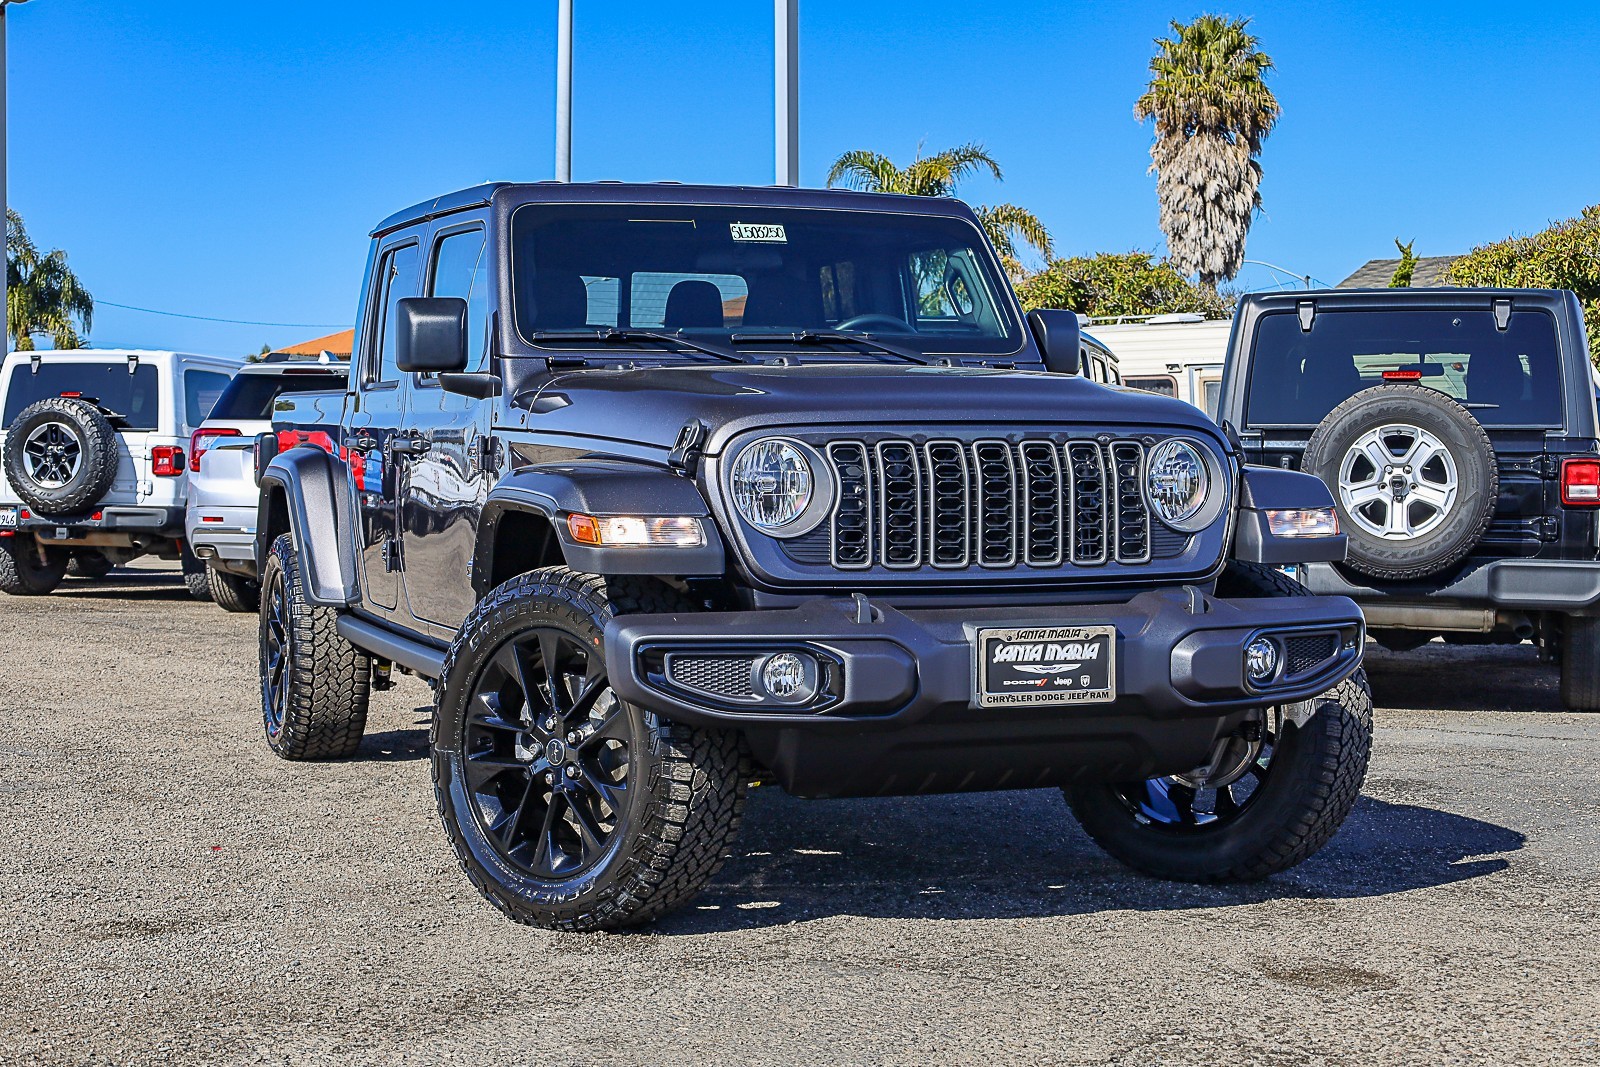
[0,349,242,596]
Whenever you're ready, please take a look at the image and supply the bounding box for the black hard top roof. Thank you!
[371,181,977,238]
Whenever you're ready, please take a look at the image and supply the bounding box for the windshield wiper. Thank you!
[527,327,746,364]
[729,330,934,365]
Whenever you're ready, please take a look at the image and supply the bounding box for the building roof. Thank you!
[274,329,354,357]
[1337,256,1461,289]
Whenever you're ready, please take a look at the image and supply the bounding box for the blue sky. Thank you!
[10,1,1599,355]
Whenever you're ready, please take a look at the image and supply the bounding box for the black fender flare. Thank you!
[476,459,727,593]
[1231,464,1348,566]
[256,446,362,606]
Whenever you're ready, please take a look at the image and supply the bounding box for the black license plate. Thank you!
[975,625,1117,707]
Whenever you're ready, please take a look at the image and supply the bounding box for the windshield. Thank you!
[209,370,348,421]
[1246,308,1564,427]
[3,362,161,430]
[510,203,1022,358]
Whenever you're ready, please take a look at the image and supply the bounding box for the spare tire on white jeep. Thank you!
[2,397,121,516]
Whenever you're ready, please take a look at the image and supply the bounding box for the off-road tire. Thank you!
[182,548,212,601]
[67,552,114,580]
[1,398,120,515]
[0,538,67,595]
[207,564,259,613]
[258,533,370,759]
[1302,384,1497,581]
[432,566,747,932]
[1560,614,1600,712]
[1067,561,1374,881]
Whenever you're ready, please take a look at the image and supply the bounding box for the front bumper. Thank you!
[606,589,1364,798]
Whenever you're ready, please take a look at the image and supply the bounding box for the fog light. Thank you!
[1245,637,1280,684]
[758,652,818,704]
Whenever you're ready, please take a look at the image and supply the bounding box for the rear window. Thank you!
[3,362,161,430]
[207,370,349,421]
[1246,308,1563,427]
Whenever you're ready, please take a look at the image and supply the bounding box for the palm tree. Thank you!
[1135,16,1280,291]
[7,209,94,350]
[825,143,1053,277]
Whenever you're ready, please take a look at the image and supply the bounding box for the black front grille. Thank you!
[1284,634,1339,677]
[666,655,756,701]
[818,436,1153,571]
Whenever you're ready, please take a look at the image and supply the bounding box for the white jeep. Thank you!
[0,349,242,595]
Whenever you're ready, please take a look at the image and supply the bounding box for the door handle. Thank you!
[388,432,431,457]
[347,431,379,454]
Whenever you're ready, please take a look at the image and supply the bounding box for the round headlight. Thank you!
[730,439,822,534]
[1146,439,1211,530]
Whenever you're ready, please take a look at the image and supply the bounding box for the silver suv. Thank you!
[186,355,349,611]
[0,349,241,595]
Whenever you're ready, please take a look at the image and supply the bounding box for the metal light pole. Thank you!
[0,1,24,352]
[775,0,798,186]
[555,0,572,182]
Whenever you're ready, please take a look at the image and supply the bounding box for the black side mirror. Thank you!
[1026,309,1083,376]
[396,297,469,374]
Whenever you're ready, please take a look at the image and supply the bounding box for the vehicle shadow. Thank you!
[53,571,193,602]
[359,720,433,763]
[1363,642,1562,714]
[653,787,1524,934]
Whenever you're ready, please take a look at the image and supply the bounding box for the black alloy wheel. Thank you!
[262,570,290,742]
[462,626,632,879]
[1114,707,1283,830]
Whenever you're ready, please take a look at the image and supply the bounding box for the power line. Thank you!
[96,300,346,330]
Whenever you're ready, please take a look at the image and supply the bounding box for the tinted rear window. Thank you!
[3,362,161,430]
[209,370,348,421]
[1246,308,1563,427]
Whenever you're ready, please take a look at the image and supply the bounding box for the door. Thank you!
[400,223,494,636]
[349,239,420,616]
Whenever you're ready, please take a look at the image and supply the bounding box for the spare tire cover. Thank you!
[1301,383,1497,581]
[2,397,121,515]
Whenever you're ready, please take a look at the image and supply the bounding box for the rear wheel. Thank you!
[258,533,370,759]
[1560,615,1600,712]
[1067,562,1373,881]
[207,564,259,613]
[182,547,212,601]
[0,538,67,595]
[432,566,747,931]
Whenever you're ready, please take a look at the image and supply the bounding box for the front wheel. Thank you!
[432,567,746,931]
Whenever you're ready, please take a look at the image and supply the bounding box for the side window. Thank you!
[1126,374,1178,398]
[184,370,232,428]
[427,229,490,374]
[369,243,420,385]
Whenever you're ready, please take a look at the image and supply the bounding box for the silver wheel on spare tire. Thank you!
[1301,384,1497,581]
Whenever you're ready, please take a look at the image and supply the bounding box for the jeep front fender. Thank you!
[1231,464,1348,566]
[478,460,727,585]
[257,446,362,606]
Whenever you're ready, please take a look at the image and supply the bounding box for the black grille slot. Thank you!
[875,441,923,568]
[924,441,970,567]
[827,442,872,568]
[971,441,1017,567]
[1284,634,1339,677]
[1066,442,1107,564]
[1108,441,1150,564]
[1019,441,1063,566]
[666,655,756,701]
[1150,525,1190,559]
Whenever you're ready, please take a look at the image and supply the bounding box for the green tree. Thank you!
[825,143,1053,277]
[1446,204,1600,366]
[7,209,94,351]
[1389,239,1418,287]
[1135,15,1281,292]
[1014,251,1231,319]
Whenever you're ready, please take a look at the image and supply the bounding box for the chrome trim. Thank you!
[1017,440,1064,567]
[970,439,1019,568]
[1108,440,1152,565]
[874,439,924,569]
[1065,440,1108,566]
[923,439,971,569]
[825,440,873,569]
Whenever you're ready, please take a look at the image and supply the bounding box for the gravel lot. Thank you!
[2,561,1598,1066]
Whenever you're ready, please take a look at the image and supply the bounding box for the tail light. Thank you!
[1561,458,1600,505]
[151,446,185,477]
[189,427,241,472]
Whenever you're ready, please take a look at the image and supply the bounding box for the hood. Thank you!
[507,363,1224,455]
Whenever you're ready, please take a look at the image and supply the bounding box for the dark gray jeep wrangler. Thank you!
[256,182,1372,931]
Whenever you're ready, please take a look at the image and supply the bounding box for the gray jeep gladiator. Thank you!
[256,182,1372,931]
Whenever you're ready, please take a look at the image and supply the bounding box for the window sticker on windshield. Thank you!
[730,222,787,244]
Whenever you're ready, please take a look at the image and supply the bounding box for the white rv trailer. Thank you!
[1084,314,1234,420]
